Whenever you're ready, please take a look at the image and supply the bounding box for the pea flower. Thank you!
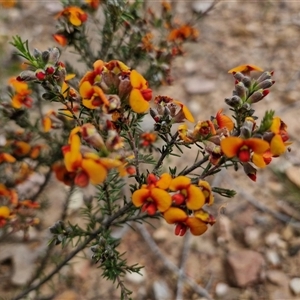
[129,70,152,113]
[0,206,10,227]
[164,207,208,236]
[132,173,172,215]
[228,64,263,75]
[56,6,88,26]
[9,78,33,109]
[169,176,205,210]
[221,137,269,164]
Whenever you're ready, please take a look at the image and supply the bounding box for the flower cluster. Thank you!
[132,173,215,236]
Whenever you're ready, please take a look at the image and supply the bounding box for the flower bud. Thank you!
[150,108,160,123]
[233,72,244,81]
[225,95,242,107]
[247,89,269,104]
[81,123,105,150]
[256,71,273,83]
[242,76,251,88]
[48,47,61,65]
[17,70,36,81]
[235,81,248,100]
[35,69,46,81]
[33,48,42,59]
[255,79,274,90]
[45,64,56,75]
[41,50,50,63]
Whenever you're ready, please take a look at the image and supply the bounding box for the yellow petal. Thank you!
[150,188,172,212]
[252,153,266,168]
[169,176,191,191]
[164,207,187,224]
[186,185,205,210]
[270,134,286,156]
[186,217,208,235]
[129,89,150,113]
[0,206,10,218]
[156,173,172,190]
[79,81,93,98]
[81,158,107,184]
[130,70,146,89]
[132,188,150,207]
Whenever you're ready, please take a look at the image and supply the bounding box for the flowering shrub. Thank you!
[0,1,291,299]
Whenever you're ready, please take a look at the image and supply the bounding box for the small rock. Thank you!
[244,226,261,247]
[265,232,281,247]
[266,270,289,286]
[153,226,169,242]
[184,77,216,95]
[265,250,281,267]
[125,268,146,284]
[216,215,233,245]
[53,290,81,300]
[281,225,294,241]
[215,282,229,298]
[153,280,172,300]
[286,166,300,187]
[225,249,265,287]
[192,0,214,13]
[289,277,300,295]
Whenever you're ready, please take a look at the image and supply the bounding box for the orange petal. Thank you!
[244,138,269,154]
[0,153,16,163]
[132,188,150,207]
[98,157,123,169]
[228,64,263,74]
[186,185,205,210]
[155,173,172,190]
[220,137,244,158]
[164,207,187,224]
[216,109,234,131]
[129,89,150,113]
[186,217,207,236]
[81,158,107,185]
[79,81,93,99]
[169,176,191,191]
[150,188,172,212]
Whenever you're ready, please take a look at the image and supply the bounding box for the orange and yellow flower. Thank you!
[168,25,199,42]
[169,176,205,210]
[62,130,122,187]
[164,207,208,236]
[132,173,172,215]
[80,81,109,109]
[129,70,152,113]
[9,78,33,109]
[0,0,16,8]
[85,0,100,10]
[228,64,263,75]
[56,6,88,26]
[221,136,269,164]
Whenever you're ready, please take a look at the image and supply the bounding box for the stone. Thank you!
[153,280,172,300]
[192,0,214,13]
[225,249,265,287]
[184,77,216,95]
[265,250,281,267]
[125,268,146,284]
[244,226,261,248]
[215,282,229,297]
[266,270,289,286]
[289,278,300,295]
[153,227,169,242]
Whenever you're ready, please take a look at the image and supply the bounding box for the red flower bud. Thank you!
[35,70,46,81]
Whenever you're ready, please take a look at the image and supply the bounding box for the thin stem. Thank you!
[153,132,179,173]
[179,155,209,176]
[12,202,134,300]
